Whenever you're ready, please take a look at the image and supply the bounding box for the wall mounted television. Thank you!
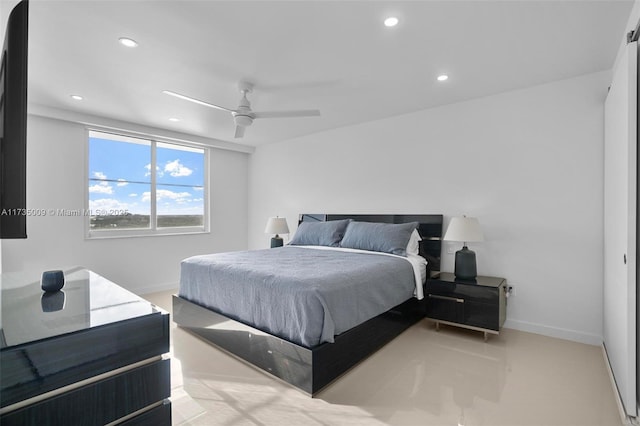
[0,0,28,239]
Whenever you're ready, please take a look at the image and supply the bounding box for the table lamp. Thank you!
[443,215,484,280]
[265,217,289,248]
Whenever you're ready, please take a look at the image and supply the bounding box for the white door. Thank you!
[604,40,637,417]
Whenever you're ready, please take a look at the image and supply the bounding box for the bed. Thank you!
[172,214,443,395]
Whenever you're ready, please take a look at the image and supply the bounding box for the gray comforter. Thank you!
[179,246,416,347]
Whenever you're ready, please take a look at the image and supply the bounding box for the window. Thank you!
[87,130,207,237]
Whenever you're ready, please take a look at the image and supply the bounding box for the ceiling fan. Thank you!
[163,82,321,139]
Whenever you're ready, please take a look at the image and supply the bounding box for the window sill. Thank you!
[86,227,208,240]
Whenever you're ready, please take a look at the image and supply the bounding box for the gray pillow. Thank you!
[340,221,419,256]
[289,219,352,247]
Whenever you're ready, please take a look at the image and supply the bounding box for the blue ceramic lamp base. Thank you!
[270,235,284,248]
[454,245,477,280]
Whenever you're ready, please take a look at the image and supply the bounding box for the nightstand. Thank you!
[426,272,507,340]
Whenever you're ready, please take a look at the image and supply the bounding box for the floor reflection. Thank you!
[316,324,510,425]
[144,290,623,426]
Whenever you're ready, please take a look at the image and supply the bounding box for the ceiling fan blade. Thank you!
[162,90,234,113]
[234,125,246,138]
[252,109,321,119]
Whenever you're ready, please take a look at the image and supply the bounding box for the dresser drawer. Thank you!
[1,358,171,426]
[1,313,170,408]
[119,400,171,426]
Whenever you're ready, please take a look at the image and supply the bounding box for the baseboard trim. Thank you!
[602,343,637,425]
[503,319,602,346]
[134,282,179,296]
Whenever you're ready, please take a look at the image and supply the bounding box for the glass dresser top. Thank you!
[0,267,162,349]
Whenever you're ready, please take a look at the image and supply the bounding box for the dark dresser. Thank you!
[426,272,507,340]
[0,267,171,425]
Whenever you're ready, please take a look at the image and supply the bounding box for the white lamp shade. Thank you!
[443,216,484,243]
[264,217,289,235]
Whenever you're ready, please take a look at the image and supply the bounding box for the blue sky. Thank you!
[88,133,204,216]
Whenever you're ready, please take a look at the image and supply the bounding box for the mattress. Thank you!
[179,246,423,347]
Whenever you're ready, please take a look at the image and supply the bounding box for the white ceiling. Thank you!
[27,0,634,147]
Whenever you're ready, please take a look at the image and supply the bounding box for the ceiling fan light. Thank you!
[384,17,399,27]
[119,37,138,48]
[234,115,253,127]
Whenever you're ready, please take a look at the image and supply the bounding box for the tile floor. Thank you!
[143,290,625,426]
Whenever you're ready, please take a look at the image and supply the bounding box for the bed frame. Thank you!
[172,214,443,396]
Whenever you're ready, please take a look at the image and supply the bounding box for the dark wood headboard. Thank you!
[299,214,443,273]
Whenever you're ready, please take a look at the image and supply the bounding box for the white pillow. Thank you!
[406,229,422,255]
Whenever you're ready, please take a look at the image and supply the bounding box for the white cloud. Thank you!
[89,182,113,194]
[158,189,191,201]
[141,189,191,203]
[164,159,193,177]
[89,174,113,193]
[129,193,138,197]
[89,198,149,215]
[144,160,193,178]
[144,163,164,178]
[89,198,129,211]
[193,187,203,191]
[116,179,128,187]
[157,205,204,215]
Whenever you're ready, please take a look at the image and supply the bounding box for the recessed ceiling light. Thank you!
[437,74,449,82]
[168,117,181,122]
[118,37,138,48]
[384,17,399,27]
[70,95,83,100]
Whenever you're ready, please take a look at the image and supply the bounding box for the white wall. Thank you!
[0,1,20,37]
[249,71,609,345]
[1,115,249,294]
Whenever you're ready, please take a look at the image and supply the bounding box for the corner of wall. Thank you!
[612,0,640,72]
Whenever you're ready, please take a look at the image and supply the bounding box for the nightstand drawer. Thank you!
[425,273,507,338]
[427,280,500,305]
[426,293,465,323]
[464,301,501,331]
